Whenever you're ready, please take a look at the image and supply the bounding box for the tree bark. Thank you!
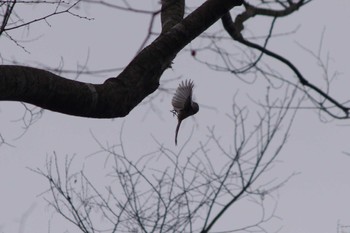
[0,0,243,118]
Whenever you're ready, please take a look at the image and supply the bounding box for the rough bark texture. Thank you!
[0,0,243,118]
[161,0,185,33]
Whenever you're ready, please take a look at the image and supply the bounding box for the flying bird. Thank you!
[171,79,199,145]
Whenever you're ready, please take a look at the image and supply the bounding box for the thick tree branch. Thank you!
[0,0,243,118]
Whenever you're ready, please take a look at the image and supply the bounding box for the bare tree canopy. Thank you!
[1,0,349,119]
[1,1,349,233]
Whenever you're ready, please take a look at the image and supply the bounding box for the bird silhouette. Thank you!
[171,79,199,145]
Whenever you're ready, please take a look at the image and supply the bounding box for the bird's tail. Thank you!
[175,120,182,146]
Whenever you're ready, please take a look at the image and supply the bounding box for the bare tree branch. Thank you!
[220,0,350,119]
[34,86,299,232]
[0,0,244,118]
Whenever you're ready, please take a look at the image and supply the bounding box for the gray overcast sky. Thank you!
[1,1,350,232]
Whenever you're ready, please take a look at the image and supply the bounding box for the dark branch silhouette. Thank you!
[0,0,244,118]
[220,0,350,119]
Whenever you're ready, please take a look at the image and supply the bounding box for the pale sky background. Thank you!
[1,0,350,233]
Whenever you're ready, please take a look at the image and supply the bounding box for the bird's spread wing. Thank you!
[172,80,194,112]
